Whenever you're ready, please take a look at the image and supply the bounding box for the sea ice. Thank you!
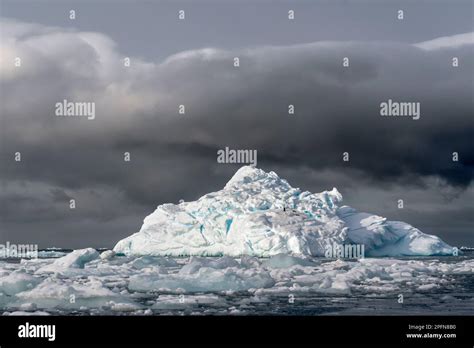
[0,251,472,315]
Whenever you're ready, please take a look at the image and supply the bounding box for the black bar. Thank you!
[0,316,473,346]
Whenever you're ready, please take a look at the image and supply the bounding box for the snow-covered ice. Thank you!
[114,166,454,257]
[0,249,472,315]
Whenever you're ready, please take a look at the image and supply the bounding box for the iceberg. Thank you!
[114,166,454,257]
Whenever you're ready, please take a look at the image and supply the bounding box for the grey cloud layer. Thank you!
[1,19,473,247]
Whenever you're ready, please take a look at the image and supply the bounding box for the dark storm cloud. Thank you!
[0,17,472,247]
[2,0,473,61]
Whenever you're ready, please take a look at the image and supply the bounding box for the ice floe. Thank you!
[1,249,472,315]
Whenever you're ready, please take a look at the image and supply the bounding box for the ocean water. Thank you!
[1,250,473,316]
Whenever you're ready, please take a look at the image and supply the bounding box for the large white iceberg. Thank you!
[114,166,454,257]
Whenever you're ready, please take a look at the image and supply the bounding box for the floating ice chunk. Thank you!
[3,311,51,316]
[441,294,456,301]
[240,255,261,268]
[263,254,314,268]
[18,302,38,311]
[107,301,143,312]
[36,250,68,258]
[330,278,351,294]
[130,256,178,269]
[179,256,240,275]
[100,250,116,260]
[451,260,474,274]
[16,277,113,299]
[418,284,439,291]
[0,271,41,295]
[129,267,274,293]
[12,277,134,311]
[37,248,100,273]
[152,294,224,310]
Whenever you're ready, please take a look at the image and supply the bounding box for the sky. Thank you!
[0,0,473,248]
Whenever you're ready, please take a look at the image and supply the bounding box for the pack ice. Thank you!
[114,166,454,257]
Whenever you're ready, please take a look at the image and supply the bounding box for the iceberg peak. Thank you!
[224,165,265,188]
[224,165,283,190]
